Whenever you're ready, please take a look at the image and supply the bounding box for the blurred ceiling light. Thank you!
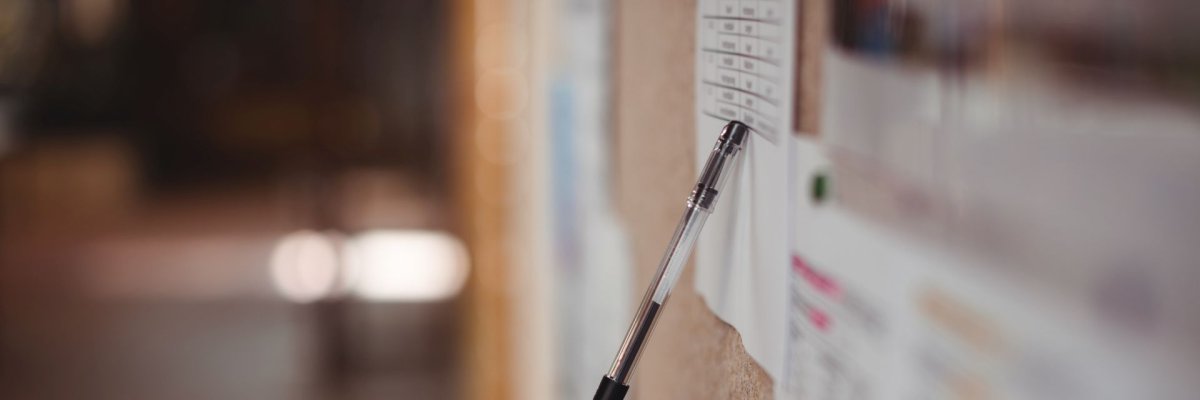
[270,231,341,303]
[345,230,469,302]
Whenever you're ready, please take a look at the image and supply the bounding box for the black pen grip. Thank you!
[593,376,629,400]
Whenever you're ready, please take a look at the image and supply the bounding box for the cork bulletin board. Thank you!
[613,0,774,398]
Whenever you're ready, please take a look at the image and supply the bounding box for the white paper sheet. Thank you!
[784,205,1200,400]
[774,47,1200,400]
[693,0,796,384]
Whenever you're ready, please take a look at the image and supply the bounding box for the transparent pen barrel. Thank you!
[649,205,709,304]
[607,202,710,383]
[602,121,746,390]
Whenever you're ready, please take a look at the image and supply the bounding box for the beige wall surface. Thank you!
[613,1,773,398]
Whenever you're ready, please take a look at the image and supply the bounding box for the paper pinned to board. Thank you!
[693,0,796,384]
[780,47,1200,400]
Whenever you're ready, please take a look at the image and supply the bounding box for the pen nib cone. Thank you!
[722,120,750,146]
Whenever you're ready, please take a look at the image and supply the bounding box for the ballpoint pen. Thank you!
[593,120,750,400]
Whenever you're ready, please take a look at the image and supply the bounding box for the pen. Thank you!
[593,120,750,400]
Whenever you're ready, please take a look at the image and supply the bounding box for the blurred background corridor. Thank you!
[0,1,466,399]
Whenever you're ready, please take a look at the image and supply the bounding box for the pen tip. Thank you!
[722,120,750,146]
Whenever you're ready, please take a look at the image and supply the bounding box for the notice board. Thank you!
[613,0,774,398]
